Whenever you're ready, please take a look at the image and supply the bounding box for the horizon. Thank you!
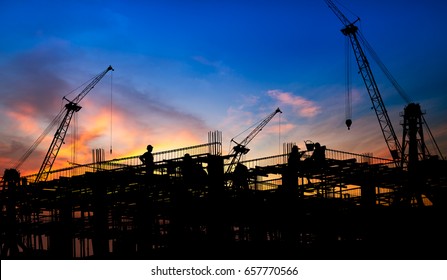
[1,0,446,176]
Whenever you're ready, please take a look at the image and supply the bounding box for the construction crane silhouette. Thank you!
[225,107,282,180]
[324,0,444,169]
[325,1,447,206]
[14,65,114,183]
[324,0,402,166]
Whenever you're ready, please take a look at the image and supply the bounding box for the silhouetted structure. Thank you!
[1,134,446,260]
[181,153,207,190]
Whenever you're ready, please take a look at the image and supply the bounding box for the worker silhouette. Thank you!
[309,142,326,169]
[303,142,326,186]
[285,145,304,192]
[139,144,155,179]
[287,145,304,184]
[181,153,207,189]
[181,153,194,183]
[232,162,249,191]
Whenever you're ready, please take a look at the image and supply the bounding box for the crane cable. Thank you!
[71,110,78,173]
[278,112,281,155]
[12,76,95,171]
[228,110,274,154]
[356,24,445,159]
[12,108,65,170]
[357,31,412,104]
[345,35,352,130]
[66,77,94,169]
[228,115,258,154]
[13,67,113,173]
[110,70,113,155]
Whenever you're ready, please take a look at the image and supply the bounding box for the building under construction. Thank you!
[2,0,447,260]
[1,130,446,260]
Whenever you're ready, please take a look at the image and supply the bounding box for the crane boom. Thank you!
[226,107,282,175]
[70,65,114,105]
[324,0,402,165]
[34,65,114,182]
[325,1,445,206]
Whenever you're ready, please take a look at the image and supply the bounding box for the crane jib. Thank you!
[325,0,402,166]
[225,107,282,177]
[34,65,114,183]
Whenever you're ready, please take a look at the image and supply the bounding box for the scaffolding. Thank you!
[1,137,446,260]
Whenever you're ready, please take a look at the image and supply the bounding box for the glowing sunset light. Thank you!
[1,1,446,177]
[5,110,41,134]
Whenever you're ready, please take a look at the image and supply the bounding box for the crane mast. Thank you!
[324,0,402,166]
[35,65,114,183]
[324,1,447,206]
[226,107,282,175]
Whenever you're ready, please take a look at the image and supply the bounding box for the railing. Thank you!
[238,147,394,169]
[324,148,394,165]
[23,142,222,183]
[22,142,393,184]
[239,154,288,169]
[235,148,395,198]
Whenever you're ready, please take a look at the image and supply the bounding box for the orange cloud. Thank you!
[5,107,44,134]
[48,102,209,170]
[267,89,321,117]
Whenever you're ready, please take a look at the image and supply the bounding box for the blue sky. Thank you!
[1,0,446,175]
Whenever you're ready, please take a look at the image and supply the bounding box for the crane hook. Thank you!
[345,119,352,130]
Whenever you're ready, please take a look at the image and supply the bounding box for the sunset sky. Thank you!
[1,0,446,176]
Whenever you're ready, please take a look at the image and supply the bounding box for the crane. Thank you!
[324,0,444,170]
[32,65,114,183]
[225,107,282,177]
[325,1,447,206]
[324,0,403,166]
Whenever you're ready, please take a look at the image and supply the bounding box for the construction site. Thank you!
[1,1,447,260]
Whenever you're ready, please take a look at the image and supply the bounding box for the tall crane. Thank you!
[324,0,403,166]
[324,0,444,170]
[225,107,282,176]
[325,1,447,206]
[33,65,114,183]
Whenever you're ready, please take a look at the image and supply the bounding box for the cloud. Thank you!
[0,43,212,176]
[267,89,321,117]
[1,47,73,119]
[192,55,231,75]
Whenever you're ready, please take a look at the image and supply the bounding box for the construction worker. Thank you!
[286,145,304,189]
[310,142,326,168]
[303,142,327,189]
[181,153,207,191]
[139,144,155,178]
[233,162,249,191]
